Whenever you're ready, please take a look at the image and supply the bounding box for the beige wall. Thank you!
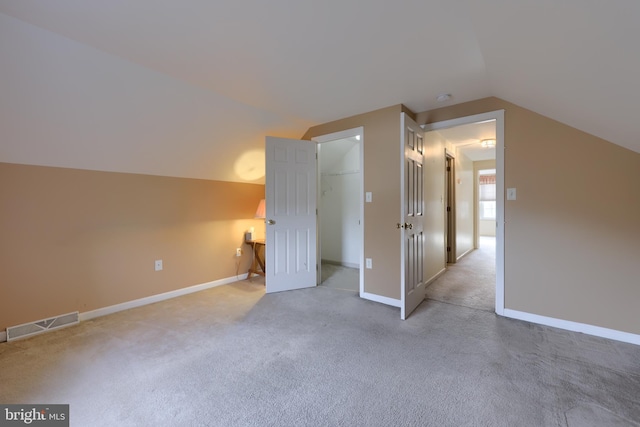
[454,151,474,259]
[479,220,496,237]
[303,105,405,300]
[417,97,640,335]
[0,163,265,331]
[302,96,640,336]
[424,132,446,282]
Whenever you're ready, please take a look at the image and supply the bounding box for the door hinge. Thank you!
[447,206,451,212]
[447,246,451,252]
[447,166,451,171]
[316,208,318,215]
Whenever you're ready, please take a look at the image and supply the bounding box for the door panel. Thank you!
[265,137,317,293]
[401,113,426,319]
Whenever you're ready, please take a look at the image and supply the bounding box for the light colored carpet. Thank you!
[320,262,359,292]
[426,236,496,312]
[1,277,639,426]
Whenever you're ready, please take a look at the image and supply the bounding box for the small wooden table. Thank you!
[246,239,265,280]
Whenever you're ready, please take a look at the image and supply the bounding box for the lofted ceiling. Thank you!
[1,1,639,183]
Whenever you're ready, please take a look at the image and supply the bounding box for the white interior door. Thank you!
[401,113,426,319]
[265,136,317,293]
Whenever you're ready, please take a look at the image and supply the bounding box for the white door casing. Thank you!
[400,113,426,319]
[421,110,505,316]
[265,137,317,293]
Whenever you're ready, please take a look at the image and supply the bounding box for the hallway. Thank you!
[425,236,495,312]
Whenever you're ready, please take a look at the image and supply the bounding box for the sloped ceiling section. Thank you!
[0,12,311,182]
[1,1,639,183]
[467,0,640,154]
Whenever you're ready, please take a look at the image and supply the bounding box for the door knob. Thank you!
[405,223,413,230]
[266,219,276,225]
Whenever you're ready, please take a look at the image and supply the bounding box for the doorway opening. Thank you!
[422,110,504,315]
[312,128,364,295]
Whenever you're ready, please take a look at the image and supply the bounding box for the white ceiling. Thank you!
[435,121,496,162]
[1,1,639,183]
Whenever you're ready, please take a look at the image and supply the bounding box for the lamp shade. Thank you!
[255,199,266,219]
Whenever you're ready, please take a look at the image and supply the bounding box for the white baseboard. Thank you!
[503,309,640,346]
[425,268,447,286]
[360,292,401,308]
[79,275,239,322]
[456,248,474,261]
[0,331,6,343]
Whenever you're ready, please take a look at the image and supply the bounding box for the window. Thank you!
[479,172,496,220]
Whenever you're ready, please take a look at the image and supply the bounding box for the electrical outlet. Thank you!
[236,248,242,257]
[366,258,372,269]
[155,260,163,271]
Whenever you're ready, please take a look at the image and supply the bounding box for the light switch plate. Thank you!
[365,192,372,203]
[507,188,517,200]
